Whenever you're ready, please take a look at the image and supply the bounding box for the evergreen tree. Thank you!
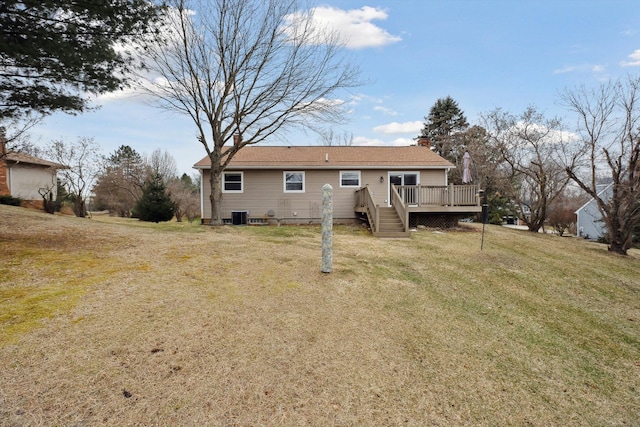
[0,0,162,120]
[54,178,71,212]
[419,96,468,162]
[135,174,175,223]
[93,145,146,216]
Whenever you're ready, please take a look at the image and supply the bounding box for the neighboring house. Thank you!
[575,184,612,240]
[193,145,482,237]
[0,135,65,210]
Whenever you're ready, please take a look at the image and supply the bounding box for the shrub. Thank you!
[135,173,175,223]
[0,195,22,206]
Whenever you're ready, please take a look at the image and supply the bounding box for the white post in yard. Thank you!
[321,183,333,273]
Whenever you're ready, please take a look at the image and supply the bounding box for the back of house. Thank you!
[193,145,454,225]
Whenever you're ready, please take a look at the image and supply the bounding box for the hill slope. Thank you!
[1,205,639,426]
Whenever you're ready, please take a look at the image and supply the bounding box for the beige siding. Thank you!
[8,164,57,201]
[419,169,447,186]
[200,168,448,222]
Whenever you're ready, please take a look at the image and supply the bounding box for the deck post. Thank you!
[321,183,333,273]
[448,183,454,206]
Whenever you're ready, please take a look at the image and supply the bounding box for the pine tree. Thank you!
[135,174,175,223]
[1,1,161,120]
[419,96,468,161]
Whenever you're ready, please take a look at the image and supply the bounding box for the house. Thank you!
[575,184,612,239]
[193,145,482,237]
[0,133,65,210]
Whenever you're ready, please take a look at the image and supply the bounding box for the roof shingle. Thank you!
[193,146,454,169]
[5,151,67,168]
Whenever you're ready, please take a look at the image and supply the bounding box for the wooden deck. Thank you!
[355,184,482,236]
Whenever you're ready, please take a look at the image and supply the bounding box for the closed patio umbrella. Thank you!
[462,151,472,184]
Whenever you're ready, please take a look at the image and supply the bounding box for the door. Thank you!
[388,172,419,206]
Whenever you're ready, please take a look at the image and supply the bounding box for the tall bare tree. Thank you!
[146,148,178,183]
[46,137,102,217]
[167,174,200,222]
[140,0,361,224]
[482,106,574,232]
[561,76,640,255]
[318,128,354,146]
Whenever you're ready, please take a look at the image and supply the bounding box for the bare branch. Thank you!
[138,0,362,223]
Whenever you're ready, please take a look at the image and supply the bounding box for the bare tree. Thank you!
[547,187,588,236]
[146,148,178,182]
[482,106,574,232]
[167,175,199,222]
[318,128,353,146]
[140,0,361,224]
[561,76,640,255]
[0,115,44,157]
[46,137,102,217]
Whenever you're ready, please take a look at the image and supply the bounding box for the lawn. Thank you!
[0,205,639,426]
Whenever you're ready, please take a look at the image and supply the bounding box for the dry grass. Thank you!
[0,204,639,426]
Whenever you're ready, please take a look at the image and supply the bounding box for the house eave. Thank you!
[194,165,454,170]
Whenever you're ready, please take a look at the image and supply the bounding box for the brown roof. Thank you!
[5,151,67,169]
[193,145,454,169]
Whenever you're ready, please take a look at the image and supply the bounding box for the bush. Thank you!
[135,173,175,223]
[0,195,22,206]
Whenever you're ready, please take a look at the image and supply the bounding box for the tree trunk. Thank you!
[209,165,223,225]
[608,238,628,255]
[606,222,632,255]
[73,198,86,217]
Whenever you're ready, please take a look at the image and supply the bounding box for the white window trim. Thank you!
[283,171,305,193]
[222,171,244,193]
[339,170,361,188]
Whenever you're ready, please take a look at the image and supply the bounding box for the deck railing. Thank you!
[395,184,481,207]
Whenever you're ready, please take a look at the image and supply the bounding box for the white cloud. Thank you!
[352,136,386,146]
[553,64,606,74]
[352,136,415,147]
[373,105,398,116]
[553,66,578,74]
[373,121,422,134]
[296,6,402,49]
[390,137,415,146]
[620,49,640,67]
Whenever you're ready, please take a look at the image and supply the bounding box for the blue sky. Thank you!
[31,0,640,175]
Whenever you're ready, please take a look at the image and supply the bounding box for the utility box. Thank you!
[231,210,248,225]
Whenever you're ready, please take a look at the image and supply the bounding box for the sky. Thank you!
[29,0,640,176]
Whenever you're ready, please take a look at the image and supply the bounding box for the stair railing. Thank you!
[390,184,408,232]
[356,185,379,233]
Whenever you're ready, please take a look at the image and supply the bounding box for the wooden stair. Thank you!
[373,207,409,238]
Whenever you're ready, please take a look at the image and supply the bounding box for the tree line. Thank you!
[419,82,640,255]
[1,0,638,254]
[45,139,199,223]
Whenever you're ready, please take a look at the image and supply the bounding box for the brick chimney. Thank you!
[0,127,9,196]
[417,137,431,148]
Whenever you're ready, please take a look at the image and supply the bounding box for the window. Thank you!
[223,172,243,193]
[340,171,361,187]
[284,171,305,192]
